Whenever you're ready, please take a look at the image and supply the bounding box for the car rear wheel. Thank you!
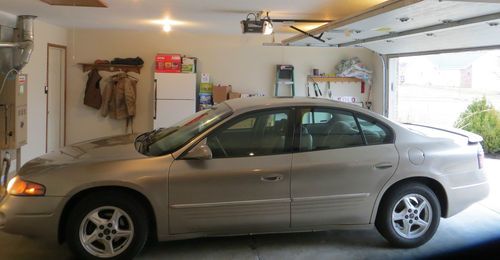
[66,191,148,259]
[376,182,441,248]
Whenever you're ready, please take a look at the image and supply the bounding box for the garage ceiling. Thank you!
[0,0,386,34]
[282,0,500,55]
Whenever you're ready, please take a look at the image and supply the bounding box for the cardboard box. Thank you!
[212,85,232,104]
[229,92,241,99]
[199,83,213,93]
[199,93,212,104]
[155,54,181,73]
[201,73,210,83]
[182,57,196,73]
[199,104,213,110]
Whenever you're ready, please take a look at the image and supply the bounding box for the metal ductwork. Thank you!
[0,15,36,72]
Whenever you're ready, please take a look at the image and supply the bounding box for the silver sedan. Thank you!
[0,97,489,259]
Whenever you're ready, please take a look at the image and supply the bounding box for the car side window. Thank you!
[207,110,290,158]
[228,117,256,130]
[356,116,394,145]
[299,108,363,152]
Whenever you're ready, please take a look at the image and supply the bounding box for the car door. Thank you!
[291,107,399,227]
[169,108,293,234]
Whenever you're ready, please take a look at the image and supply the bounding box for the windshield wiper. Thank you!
[135,127,180,154]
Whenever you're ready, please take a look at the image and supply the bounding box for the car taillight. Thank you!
[477,149,484,169]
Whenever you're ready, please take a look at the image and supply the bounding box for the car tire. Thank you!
[375,182,441,248]
[66,191,149,260]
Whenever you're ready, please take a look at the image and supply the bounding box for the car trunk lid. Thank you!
[403,123,483,145]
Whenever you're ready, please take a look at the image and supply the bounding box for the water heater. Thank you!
[0,74,27,149]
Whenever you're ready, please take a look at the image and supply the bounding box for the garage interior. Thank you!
[0,0,499,259]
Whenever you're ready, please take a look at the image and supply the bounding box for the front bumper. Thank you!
[0,193,64,242]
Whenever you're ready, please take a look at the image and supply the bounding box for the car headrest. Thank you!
[301,126,310,135]
[328,121,358,135]
[273,118,288,133]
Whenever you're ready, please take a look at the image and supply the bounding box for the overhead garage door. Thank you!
[281,0,500,55]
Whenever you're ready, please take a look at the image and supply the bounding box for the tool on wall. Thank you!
[310,81,323,97]
[275,65,295,97]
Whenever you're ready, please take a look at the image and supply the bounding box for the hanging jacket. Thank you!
[84,69,102,109]
[100,72,137,120]
[100,76,113,117]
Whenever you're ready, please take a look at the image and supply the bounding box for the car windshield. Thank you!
[136,103,232,156]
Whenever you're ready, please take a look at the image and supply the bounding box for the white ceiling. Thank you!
[0,0,387,34]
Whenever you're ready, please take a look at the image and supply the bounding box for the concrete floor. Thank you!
[1,159,499,260]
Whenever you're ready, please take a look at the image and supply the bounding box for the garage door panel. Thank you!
[285,0,500,53]
[363,19,500,54]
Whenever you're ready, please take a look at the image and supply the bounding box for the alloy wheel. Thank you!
[391,193,432,239]
[79,206,134,258]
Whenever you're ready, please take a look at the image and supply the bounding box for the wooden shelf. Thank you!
[79,63,143,74]
[307,76,363,83]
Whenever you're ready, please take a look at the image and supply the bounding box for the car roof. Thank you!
[223,97,363,112]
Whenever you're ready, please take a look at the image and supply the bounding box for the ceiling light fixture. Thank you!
[163,23,172,32]
[263,19,273,35]
[149,18,185,32]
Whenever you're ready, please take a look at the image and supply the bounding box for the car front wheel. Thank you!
[376,182,441,248]
[66,191,149,259]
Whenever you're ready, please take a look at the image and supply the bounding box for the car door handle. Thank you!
[261,174,283,182]
[374,163,393,170]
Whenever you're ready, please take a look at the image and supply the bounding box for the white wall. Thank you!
[20,19,67,164]
[67,29,380,144]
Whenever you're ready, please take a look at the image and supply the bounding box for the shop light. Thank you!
[263,20,274,35]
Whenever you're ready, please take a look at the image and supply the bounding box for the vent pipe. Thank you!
[0,15,36,71]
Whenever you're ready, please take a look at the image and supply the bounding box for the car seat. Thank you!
[321,121,363,149]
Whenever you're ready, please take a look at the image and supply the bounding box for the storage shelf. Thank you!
[307,76,363,83]
[79,63,143,74]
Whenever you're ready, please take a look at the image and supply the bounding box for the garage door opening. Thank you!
[388,49,500,128]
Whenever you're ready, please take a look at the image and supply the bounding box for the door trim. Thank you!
[170,198,292,209]
[292,193,370,202]
[45,43,67,153]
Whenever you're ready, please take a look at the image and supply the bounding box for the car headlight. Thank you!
[7,177,46,196]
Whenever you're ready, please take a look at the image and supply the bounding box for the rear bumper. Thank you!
[0,194,64,242]
[446,180,490,217]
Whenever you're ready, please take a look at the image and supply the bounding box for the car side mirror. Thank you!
[184,139,213,160]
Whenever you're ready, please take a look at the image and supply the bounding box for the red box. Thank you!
[155,54,181,73]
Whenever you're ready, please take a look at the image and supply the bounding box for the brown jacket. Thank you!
[100,73,137,120]
[84,69,102,109]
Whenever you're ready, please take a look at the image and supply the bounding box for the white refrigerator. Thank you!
[154,73,196,129]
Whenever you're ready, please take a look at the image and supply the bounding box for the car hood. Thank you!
[18,134,146,177]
